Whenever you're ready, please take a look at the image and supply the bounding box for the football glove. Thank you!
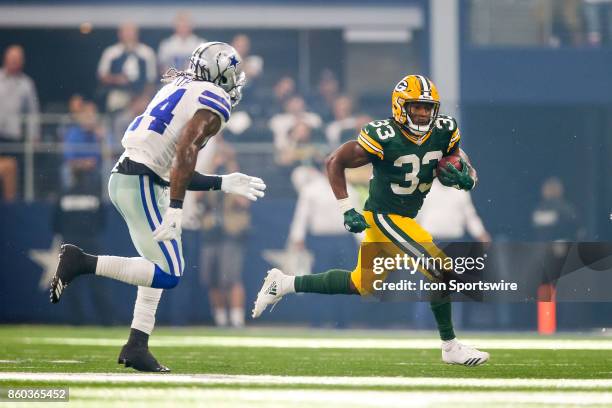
[438,158,475,190]
[153,207,182,242]
[221,173,266,201]
[343,209,370,233]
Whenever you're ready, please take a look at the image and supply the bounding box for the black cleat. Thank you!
[118,344,170,373]
[50,244,95,304]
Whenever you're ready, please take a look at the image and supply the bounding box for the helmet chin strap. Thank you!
[403,103,437,138]
[405,115,431,137]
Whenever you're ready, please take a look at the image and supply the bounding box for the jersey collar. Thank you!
[399,126,432,146]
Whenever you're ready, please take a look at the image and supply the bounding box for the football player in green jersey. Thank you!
[253,74,489,366]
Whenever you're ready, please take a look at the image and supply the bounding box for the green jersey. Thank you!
[356,115,461,218]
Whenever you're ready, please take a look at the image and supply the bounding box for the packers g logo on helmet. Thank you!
[391,75,440,138]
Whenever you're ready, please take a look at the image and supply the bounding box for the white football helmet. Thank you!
[189,42,247,107]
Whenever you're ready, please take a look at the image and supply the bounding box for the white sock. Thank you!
[95,256,155,287]
[131,286,162,335]
[442,338,459,351]
[213,308,228,327]
[280,275,296,295]
[229,307,245,328]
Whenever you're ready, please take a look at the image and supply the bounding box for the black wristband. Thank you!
[169,199,183,209]
[187,172,222,191]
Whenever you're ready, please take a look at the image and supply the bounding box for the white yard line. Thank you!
[21,336,612,350]
[1,372,612,390]
[37,388,612,407]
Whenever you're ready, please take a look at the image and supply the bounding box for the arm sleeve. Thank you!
[186,172,222,191]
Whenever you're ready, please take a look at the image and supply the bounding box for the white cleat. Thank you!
[442,340,490,366]
[252,268,287,318]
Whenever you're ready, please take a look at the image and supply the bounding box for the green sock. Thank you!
[430,299,455,341]
[294,269,356,295]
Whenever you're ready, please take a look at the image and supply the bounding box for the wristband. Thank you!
[187,172,222,191]
[337,198,353,214]
[169,199,183,209]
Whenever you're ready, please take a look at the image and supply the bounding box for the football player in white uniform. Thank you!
[50,42,266,372]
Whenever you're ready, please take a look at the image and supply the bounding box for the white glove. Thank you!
[221,173,266,201]
[153,207,183,242]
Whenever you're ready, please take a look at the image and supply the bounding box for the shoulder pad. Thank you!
[357,119,396,159]
[434,115,460,153]
[192,81,232,123]
[434,115,458,133]
[361,119,397,144]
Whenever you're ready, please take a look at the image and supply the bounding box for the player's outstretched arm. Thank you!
[153,110,221,242]
[326,141,372,233]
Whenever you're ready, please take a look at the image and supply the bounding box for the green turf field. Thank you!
[0,325,611,407]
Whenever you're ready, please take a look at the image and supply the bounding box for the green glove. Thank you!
[343,209,370,233]
[438,158,475,190]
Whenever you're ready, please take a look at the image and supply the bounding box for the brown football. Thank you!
[437,155,462,176]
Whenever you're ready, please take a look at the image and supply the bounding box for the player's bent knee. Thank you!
[151,265,181,289]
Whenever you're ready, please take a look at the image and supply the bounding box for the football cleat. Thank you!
[251,268,286,318]
[118,344,170,373]
[442,340,490,366]
[50,244,91,304]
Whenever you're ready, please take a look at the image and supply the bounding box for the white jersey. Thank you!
[121,77,231,181]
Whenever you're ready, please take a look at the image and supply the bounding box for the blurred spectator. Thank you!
[231,34,264,82]
[275,120,323,167]
[231,34,264,115]
[532,177,581,241]
[158,12,204,74]
[288,166,361,249]
[68,94,85,118]
[62,102,104,189]
[52,159,110,324]
[287,165,359,326]
[0,45,39,143]
[197,138,250,328]
[0,45,40,201]
[325,95,359,149]
[536,0,584,46]
[583,0,612,46]
[223,110,253,141]
[0,158,17,201]
[417,179,491,243]
[97,22,156,112]
[269,95,322,152]
[530,177,582,295]
[260,75,296,120]
[309,69,340,122]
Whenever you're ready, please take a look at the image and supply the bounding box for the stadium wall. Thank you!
[2,201,611,330]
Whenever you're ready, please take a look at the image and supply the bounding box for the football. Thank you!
[437,155,462,175]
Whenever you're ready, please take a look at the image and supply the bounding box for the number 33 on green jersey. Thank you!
[357,115,461,218]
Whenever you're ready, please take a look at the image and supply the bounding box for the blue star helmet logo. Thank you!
[228,55,240,69]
